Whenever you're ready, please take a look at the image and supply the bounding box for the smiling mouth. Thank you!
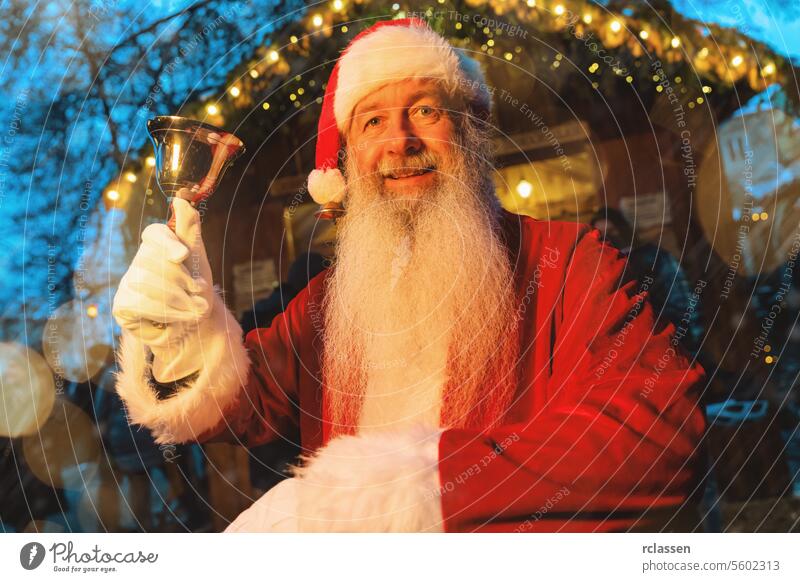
[383,167,435,180]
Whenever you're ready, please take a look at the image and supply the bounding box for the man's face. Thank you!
[344,78,457,204]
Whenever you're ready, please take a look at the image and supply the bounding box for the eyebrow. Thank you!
[353,89,444,118]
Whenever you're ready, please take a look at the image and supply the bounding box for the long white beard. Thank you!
[321,123,518,436]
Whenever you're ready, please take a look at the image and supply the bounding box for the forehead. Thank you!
[350,77,450,119]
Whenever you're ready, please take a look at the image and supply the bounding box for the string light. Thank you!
[145,156,155,167]
[229,86,241,97]
[527,0,536,7]
[312,14,323,27]
[582,13,592,24]
[86,304,98,318]
[762,62,776,75]
[290,35,298,44]
[504,52,513,61]
[639,30,649,40]
[516,180,533,198]
[731,54,743,67]
[206,103,219,115]
[610,20,622,33]
[554,4,565,16]
[702,86,712,94]
[262,102,270,110]
[268,50,279,62]
[124,172,136,183]
[333,0,343,10]
[588,62,599,73]
[249,69,259,78]
[105,189,119,201]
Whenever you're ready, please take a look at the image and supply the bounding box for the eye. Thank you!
[411,104,441,123]
[364,116,381,129]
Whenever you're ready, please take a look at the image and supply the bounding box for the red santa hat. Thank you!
[307,17,493,207]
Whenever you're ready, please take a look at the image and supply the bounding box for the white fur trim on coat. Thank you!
[292,424,445,532]
[115,292,249,445]
[334,23,490,131]
[307,167,346,205]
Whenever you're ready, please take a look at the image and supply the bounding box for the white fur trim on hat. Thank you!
[115,291,249,445]
[307,167,346,205]
[334,23,487,132]
[291,424,445,532]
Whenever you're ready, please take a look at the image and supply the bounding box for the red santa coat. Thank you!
[200,211,706,532]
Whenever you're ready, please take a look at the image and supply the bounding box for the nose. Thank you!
[383,112,422,157]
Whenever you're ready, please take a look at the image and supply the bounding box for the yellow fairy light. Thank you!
[268,50,279,62]
[731,55,743,67]
[86,304,98,318]
[610,20,622,33]
[625,75,633,83]
[656,85,663,92]
[249,69,259,79]
[229,86,241,98]
[760,212,768,220]
[554,4,565,16]
[487,39,495,47]
[297,87,305,95]
[762,62,776,75]
[341,25,348,33]
[670,37,680,48]
[527,0,536,6]
[696,97,704,104]
[206,103,219,115]
[505,52,513,61]
[516,180,533,198]
[333,0,343,10]
[582,13,592,24]
[290,35,298,44]
[455,22,462,30]
[312,14,323,27]
[124,172,137,183]
[752,212,760,221]
[262,102,270,110]
[105,189,119,201]
[702,85,712,94]
[289,93,297,101]
[145,156,155,167]
[589,63,599,73]
[639,30,649,40]
[765,345,772,353]
[765,355,774,364]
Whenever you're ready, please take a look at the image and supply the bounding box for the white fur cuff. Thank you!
[115,292,250,444]
[292,425,445,532]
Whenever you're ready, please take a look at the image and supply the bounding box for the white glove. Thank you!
[113,198,217,383]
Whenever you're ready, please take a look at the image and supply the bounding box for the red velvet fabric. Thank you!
[210,211,706,532]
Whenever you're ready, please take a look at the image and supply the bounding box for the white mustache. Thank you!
[377,152,440,178]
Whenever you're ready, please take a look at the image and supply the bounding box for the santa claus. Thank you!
[112,18,706,532]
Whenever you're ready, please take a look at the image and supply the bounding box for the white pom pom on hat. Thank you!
[307,17,493,206]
